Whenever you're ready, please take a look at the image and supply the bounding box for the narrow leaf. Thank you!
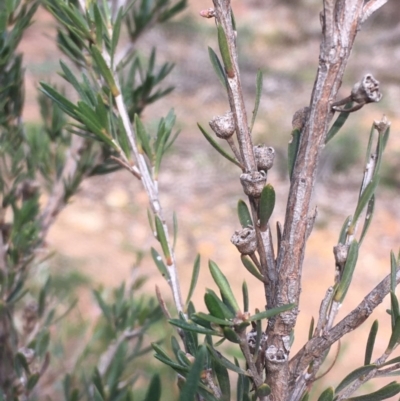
[391,250,397,293]
[338,216,351,244]
[259,184,275,231]
[347,382,400,401]
[390,291,400,328]
[206,343,249,376]
[335,365,376,394]
[208,47,227,89]
[308,317,315,341]
[90,46,119,96]
[185,255,201,307]
[134,114,152,159]
[179,346,206,401]
[364,320,378,365]
[155,216,172,265]
[250,70,263,132]
[222,327,241,343]
[334,240,359,302]
[359,195,375,245]
[209,260,240,312]
[387,316,400,351]
[151,247,170,280]
[249,304,295,321]
[214,362,230,401]
[325,102,353,144]
[318,387,334,401]
[242,281,249,313]
[205,289,235,320]
[237,200,253,228]
[198,124,241,167]
[194,312,232,326]
[169,319,222,337]
[240,255,264,281]
[143,375,161,401]
[217,25,234,78]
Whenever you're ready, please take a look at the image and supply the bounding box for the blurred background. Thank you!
[19,0,400,397]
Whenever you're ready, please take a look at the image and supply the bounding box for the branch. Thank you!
[361,0,389,23]
[289,267,400,394]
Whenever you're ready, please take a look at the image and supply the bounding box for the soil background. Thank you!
[18,0,400,398]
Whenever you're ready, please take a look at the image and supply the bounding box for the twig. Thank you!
[361,0,389,23]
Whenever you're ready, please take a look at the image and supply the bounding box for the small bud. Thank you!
[351,73,382,104]
[240,171,267,198]
[254,145,275,171]
[200,8,215,18]
[231,227,257,255]
[209,111,235,139]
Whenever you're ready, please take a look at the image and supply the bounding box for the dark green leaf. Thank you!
[134,114,152,160]
[338,215,351,244]
[359,195,375,245]
[206,342,249,376]
[155,216,172,265]
[259,184,275,231]
[208,47,227,89]
[217,25,234,78]
[237,200,253,228]
[364,320,378,365]
[198,124,241,167]
[387,316,400,351]
[111,7,123,65]
[317,387,334,401]
[179,345,206,401]
[347,382,400,401]
[222,327,240,343]
[242,281,249,313]
[335,365,376,393]
[143,374,161,401]
[185,255,201,307]
[325,102,353,144]
[256,384,271,398]
[334,240,359,303]
[214,362,230,401]
[249,304,295,321]
[151,247,170,280]
[90,46,119,96]
[288,128,301,179]
[204,290,234,320]
[240,255,264,282]
[209,260,240,312]
[390,291,400,328]
[391,250,397,294]
[169,319,222,337]
[194,312,232,326]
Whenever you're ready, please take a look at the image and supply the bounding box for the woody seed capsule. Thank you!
[209,111,236,139]
[231,227,257,255]
[240,171,267,198]
[351,74,382,104]
[254,144,275,171]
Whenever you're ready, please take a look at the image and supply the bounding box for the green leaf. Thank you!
[194,312,232,326]
[111,7,123,65]
[143,375,161,401]
[214,362,230,401]
[179,346,207,401]
[185,255,201,307]
[334,240,359,303]
[90,45,119,97]
[359,195,375,245]
[325,102,353,144]
[248,304,295,321]
[204,290,234,320]
[335,365,376,393]
[259,184,275,231]
[390,291,400,328]
[317,387,334,401]
[209,260,240,312]
[338,216,351,244]
[206,342,249,376]
[222,327,241,343]
[288,128,301,179]
[151,247,170,280]
[27,373,40,391]
[308,317,315,341]
[364,320,378,365]
[208,47,227,89]
[237,200,253,228]
[40,82,78,119]
[387,316,400,351]
[217,25,234,78]
[93,4,103,48]
[348,179,379,235]
[240,255,264,282]
[242,281,249,313]
[169,319,222,337]
[250,70,263,132]
[134,114,153,159]
[155,216,172,265]
[198,124,241,167]
[347,382,400,401]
